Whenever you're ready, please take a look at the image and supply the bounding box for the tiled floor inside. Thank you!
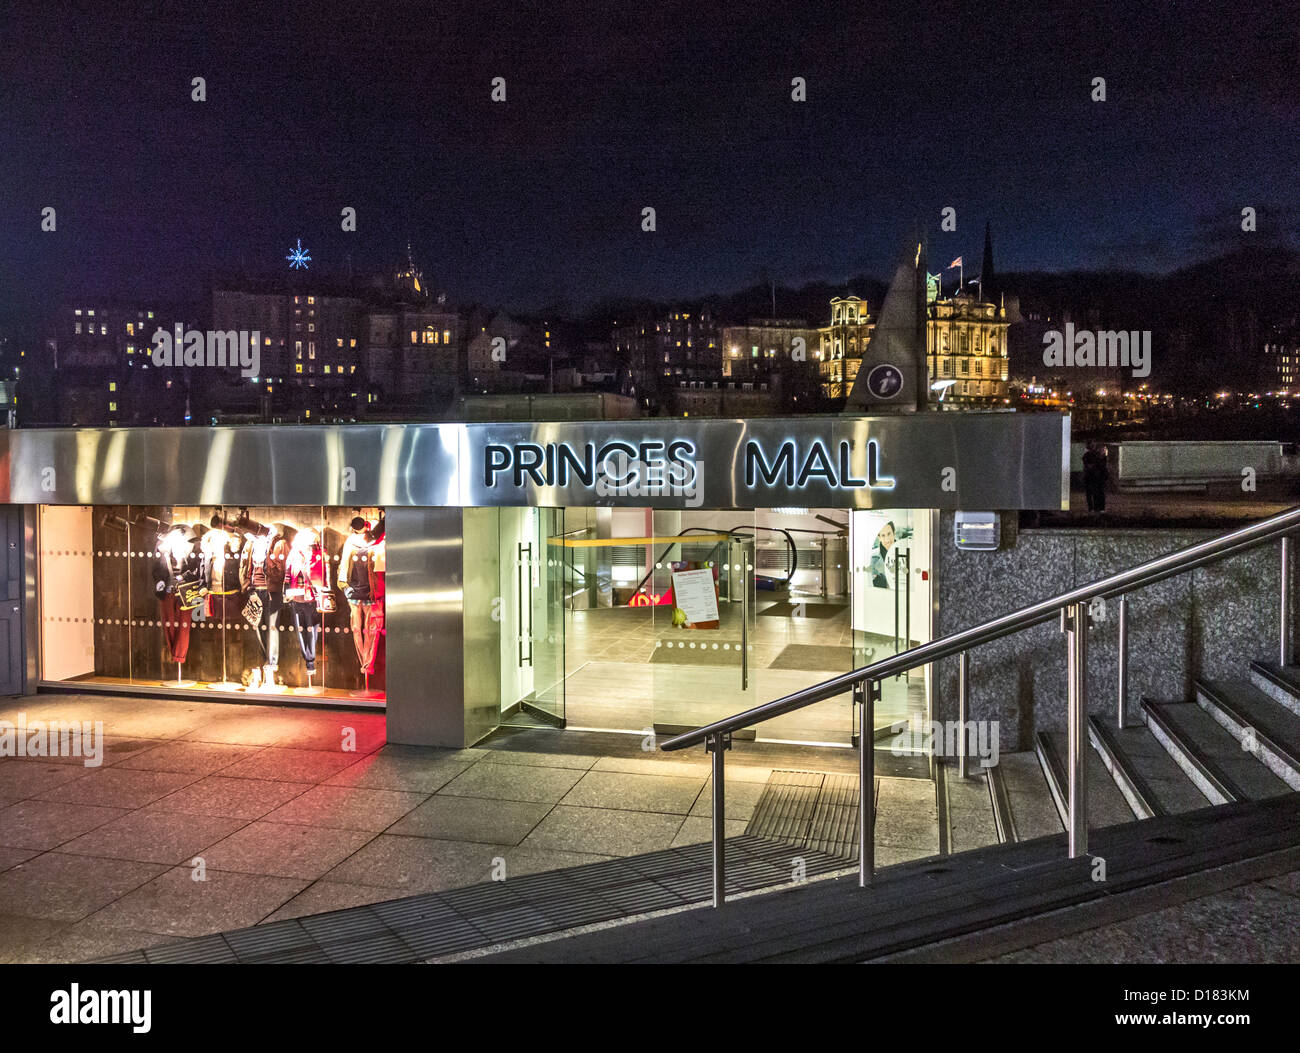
[559,597,926,745]
[0,692,934,964]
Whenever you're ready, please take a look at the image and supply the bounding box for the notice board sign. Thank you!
[670,568,720,629]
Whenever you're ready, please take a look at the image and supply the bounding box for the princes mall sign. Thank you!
[0,414,1070,510]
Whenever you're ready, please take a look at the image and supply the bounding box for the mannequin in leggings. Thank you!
[284,527,328,677]
[238,517,289,682]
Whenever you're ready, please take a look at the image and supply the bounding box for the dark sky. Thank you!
[2,0,1297,322]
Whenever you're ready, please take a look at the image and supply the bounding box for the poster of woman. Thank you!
[869,520,912,589]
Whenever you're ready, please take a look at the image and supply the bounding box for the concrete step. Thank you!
[1196,678,1300,791]
[992,751,1062,841]
[1142,698,1290,804]
[475,792,1300,963]
[1248,661,1300,719]
[941,763,1000,854]
[1087,715,1212,817]
[1037,730,1137,829]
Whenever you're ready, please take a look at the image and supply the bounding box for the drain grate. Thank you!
[747,770,862,860]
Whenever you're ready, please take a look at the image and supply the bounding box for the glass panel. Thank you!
[495,506,566,729]
[531,507,566,724]
[850,508,931,754]
[748,508,855,746]
[38,503,386,703]
[554,507,656,733]
[650,510,756,736]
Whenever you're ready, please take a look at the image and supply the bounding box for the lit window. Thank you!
[295,364,303,373]
[442,329,450,343]
[127,323,134,335]
[307,296,315,305]
[108,402,117,412]
[74,309,82,315]
[336,338,343,348]
[147,311,154,319]
[74,323,82,335]
[410,331,417,344]
[108,381,116,392]
[349,338,356,348]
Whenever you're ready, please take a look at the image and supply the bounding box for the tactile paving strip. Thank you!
[93,834,849,965]
[747,769,863,859]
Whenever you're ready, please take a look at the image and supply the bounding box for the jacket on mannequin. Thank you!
[151,531,202,596]
[284,534,328,602]
[239,528,289,593]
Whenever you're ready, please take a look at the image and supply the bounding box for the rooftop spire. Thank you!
[980,221,995,305]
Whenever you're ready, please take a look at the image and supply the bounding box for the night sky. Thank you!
[2,0,1297,322]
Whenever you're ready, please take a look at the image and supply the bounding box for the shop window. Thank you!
[36,505,388,700]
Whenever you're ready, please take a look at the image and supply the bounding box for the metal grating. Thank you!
[747,769,863,860]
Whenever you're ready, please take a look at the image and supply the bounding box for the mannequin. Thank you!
[360,525,385,687]
[200,514,245,690]
[284,527,328,690]
[151,524,201,685]
[238,516,289,689]
[341,516,373,679]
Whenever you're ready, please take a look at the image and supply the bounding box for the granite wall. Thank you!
[934,512,1295,751]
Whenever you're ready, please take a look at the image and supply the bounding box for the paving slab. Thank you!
[439,762,586,805]
[90,865,307,938]
[199,821,375,880]
[260,785,428,831]
[0,799,131,851]
[114,740,265,775]
[560,770,705,815]
[521,805,685,857]
[59,809,248,866]
[34,767,201,809]
[388,795,551,845]
[325,748,485,793]
[0,851,167,923]
[216,746,362,783]
[323,835,517,894]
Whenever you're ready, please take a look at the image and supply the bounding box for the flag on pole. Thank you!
[946,257,962,269]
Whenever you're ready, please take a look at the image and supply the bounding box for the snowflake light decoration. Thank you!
[285,239,311,270]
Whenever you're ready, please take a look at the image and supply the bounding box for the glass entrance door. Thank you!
[495,506,565,729]
[649,524,757,736]
[850,508,932,752]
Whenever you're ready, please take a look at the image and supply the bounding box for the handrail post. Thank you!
[1117,594,1128,729]
[1064,602,1088,858]
[705,731,731,907]
[1282,537,1293,668]
[957,650,970,779]
[857,680,877,887]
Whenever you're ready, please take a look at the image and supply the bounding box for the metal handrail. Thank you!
[662,503,1300,753]
[662,502,1300,907]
